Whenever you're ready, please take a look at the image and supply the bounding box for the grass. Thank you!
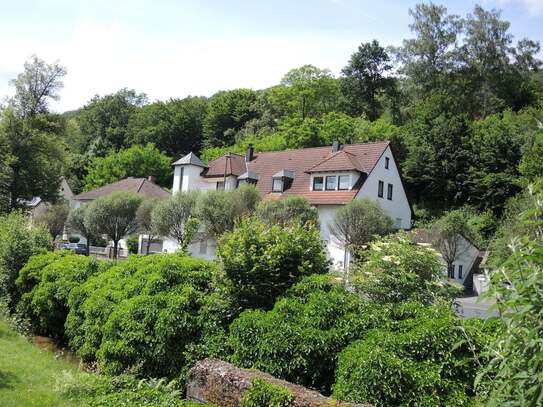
[0,318,82,407]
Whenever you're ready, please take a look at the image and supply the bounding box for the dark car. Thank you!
[61,243,88,255]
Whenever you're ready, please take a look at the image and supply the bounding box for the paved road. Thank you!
[454,296,500,318]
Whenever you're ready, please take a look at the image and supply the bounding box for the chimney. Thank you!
[147,175,156,184]
[332,140,340,153]
[246,144,254,162]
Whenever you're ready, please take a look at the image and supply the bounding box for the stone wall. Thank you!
[186,359,372,407]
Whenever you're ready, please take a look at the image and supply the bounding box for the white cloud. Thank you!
[0,18,359,112]
[480,0,543,15]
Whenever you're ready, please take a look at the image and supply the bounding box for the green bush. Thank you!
[255,196,319,227]
[332,303,502,406]
[218,218,329,310]
[352,232,444,304]
[57,371,208,407]
[0,211,52,308]
[65,254,224,379]
[242,378,293,407]
[16,251,106,338]
[228,275,387,393]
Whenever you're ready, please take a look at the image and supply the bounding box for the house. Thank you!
[168,141,413,268]
[19,177,76,221]
[73,176,170,248]
[411,228,485,292]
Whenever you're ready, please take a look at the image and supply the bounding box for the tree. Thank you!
[128,97,208,158]
[84,192,143,259]
[83,143,172,191]
[340,40,395,120]
[136,198,159,254]
[217,217,328,310]
[0,134,13,213]
[275,65,340,120]
[151,191,200,252]
[256,196,318,228]
[329,199,393,253]
[67,205,93,255]
[519,129,543,183]
[395,3,463,100]
[196,184,260,238]
[203,89,258,148]
[9,55,67,118]
[35,201,70,240]
[431,209,478,278]
[77,88,147,156]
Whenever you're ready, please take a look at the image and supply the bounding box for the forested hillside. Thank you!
[1,3,541,218]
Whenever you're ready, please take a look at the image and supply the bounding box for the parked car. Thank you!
[61,242,88,255]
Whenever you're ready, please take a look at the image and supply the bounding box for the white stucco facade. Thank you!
[444,235,481,284]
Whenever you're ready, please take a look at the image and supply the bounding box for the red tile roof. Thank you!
[75,178,171,202]
[205,142,389,205]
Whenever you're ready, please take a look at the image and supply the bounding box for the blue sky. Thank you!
[1,0,542,112]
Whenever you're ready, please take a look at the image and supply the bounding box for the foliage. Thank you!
[34,201,70,240]
[203,89,259,148]
[242,378,293,407]
[480,184,543,406]
[329,199,394,252]
[352,232,444,304]
[136,198,159,254]
[228,275,387,393]
[8,54,67,118]
[332,303,502,406]
[57,371,206,407]
[151,191,199,251]
[83,143,172,190]
[64,254,219,372]
[128,97,207,158]
[84,191,143,258]
[67,205,94,252]
[15,251,105,338]
[518,122,543,183]
[197,184,260,238]
[340,40,395,120]
[256,196,318,228]
[218,217,328,310]
[126,235,139,254]
[0,211,52,308]
[77,88,147,156]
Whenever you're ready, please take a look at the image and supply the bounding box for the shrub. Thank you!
[242,378,293,407]
[332,303,502,406]
[16,251,106,338]
[228,275,387,393]
[352,232,444,304]
[0,211,52,308]
[57,371,207,407]
[65,254,222,377]
[255,196,319,227]
[329,199,393,252]
[218,217,328,310]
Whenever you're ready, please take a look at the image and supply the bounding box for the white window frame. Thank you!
[272,178,283,192]
[338,174,350,190]
[312,176,324,191]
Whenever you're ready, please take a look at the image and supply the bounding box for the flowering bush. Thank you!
[352,232,444,304]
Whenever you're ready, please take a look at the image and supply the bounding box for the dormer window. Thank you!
[272,178,283,192]
[338,175,350,190]
[325,176,337,190]
[313,176,324,191]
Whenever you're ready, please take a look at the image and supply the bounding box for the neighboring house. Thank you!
[411,229,485,292]
[73,176,171,248]
[168,141,413,268]
[19,177,76,221]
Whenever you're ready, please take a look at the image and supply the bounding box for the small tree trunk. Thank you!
[113,240,118,259]
[146,235,152,255]
[86,235,90,256]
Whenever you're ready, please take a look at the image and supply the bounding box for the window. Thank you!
[178,167,184,191]
[378,180,384,197]
[338,175,350,190]
[458,265,463,279]
[449,264,455,279]
[199,239,207,255]
[216,181,225,190]
[313,176,324,191]
[385,157,390,169]
[325,175,337,190]
[272,178,283,192]
[387,183,393,200]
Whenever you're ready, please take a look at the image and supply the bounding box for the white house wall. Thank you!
[317,204,348,269]
[448,235,479,284]
[356,146,412,229]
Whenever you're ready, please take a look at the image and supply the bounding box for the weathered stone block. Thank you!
[186,358,372,407]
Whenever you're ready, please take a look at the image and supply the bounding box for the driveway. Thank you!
[454,295,500,319]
